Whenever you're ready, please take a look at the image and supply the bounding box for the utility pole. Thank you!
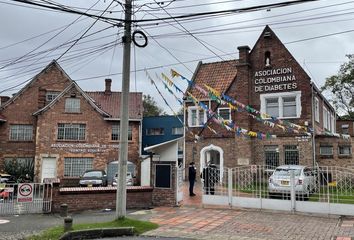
[116,0,132,219]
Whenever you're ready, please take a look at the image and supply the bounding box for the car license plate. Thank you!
[281,181,289,185]
[88,183,93,187]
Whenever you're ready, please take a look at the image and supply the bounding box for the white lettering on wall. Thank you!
[254,67,297,93]
[51,143,119,153]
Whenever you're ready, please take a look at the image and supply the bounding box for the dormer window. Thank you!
[65,98,80,113]
[46,91,60,102]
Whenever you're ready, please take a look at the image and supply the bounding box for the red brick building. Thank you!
[184,26,353,175]
[0,61,143,183]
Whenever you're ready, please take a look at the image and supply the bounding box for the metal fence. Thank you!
[201,165,354,216]
[0,183,52,215]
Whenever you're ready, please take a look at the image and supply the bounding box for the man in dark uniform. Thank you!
[188,162,196,196]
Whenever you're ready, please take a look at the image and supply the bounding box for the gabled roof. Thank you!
[187,60,238,99]
[33,82,111,117]
[144,137,183,152]
[86,92,143,119]
[0,60,73,110]
[0,113,6,122]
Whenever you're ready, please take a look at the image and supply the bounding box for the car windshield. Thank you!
[274,168,301,176]
[83,171,102,177]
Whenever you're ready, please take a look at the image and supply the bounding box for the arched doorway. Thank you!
[200,144,224,181]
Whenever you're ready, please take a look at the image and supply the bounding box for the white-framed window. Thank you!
[172,127,183,135]
[342,124,349,134]
[112,124,132,141]
[260,91,301,119]
[57,123,86,140]
[338,146,351,156]
[64,157,93,177]
[146,128,164,136]
[218,107,231,121]
[188,106,207,127]
[10,125,33,141]
[320,146,333,156]
[46,91,60,102]
[314,97,319,122]
[65,98,80,113]
[323,108,334,132]
[331,113,335,133]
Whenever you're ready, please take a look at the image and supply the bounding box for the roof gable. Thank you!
[33,82,110,117]
[0,60,73,110]
[250,25,311,80]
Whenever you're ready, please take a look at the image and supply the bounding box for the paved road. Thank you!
[1,207,354,240]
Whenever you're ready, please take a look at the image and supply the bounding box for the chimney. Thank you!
[237,45,250,65]
[105,78,112,95]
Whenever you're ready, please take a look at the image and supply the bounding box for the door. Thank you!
[41,157,57,182]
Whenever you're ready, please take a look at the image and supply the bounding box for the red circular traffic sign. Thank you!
[19,183,32,197]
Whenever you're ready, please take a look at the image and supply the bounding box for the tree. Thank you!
[143,94,165,117]
[321,54,354,118]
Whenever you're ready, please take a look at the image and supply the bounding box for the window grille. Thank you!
[65,98,80,113]
[112,124,132,140]
[10,125,33,141]
[172,127,183,135]
[57,123,85,140]
[284,145,299,165]
[320,146,333,155]
[64,157,93,177]
[264,145,279,168]
[339,146,351,156]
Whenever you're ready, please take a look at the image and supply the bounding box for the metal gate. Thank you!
[202,165,354,216]
[0,183,52,215]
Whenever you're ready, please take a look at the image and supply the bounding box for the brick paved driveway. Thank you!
[141,207,354,240]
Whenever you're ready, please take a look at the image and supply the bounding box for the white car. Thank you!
[112,172,133,186]
[268,165,315,198]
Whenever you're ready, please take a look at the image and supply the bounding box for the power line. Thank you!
[56,0,116,61]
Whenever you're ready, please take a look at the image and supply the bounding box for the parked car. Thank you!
[112,172,133,186]
[268,165,315,198]
[79,170,108,187]
[0,173,16,183]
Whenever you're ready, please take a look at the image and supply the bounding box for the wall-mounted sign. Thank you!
[51,143,119,153]
[254,67,297,93]
[17,183,34,203]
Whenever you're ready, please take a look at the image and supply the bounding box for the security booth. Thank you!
[144,137,183,206]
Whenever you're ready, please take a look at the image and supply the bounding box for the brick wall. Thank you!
[34,85,141,181]
[51,183,153,213]
[150,161,177,207]
[0,62,71,170]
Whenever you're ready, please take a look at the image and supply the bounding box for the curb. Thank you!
[59,227,135,240]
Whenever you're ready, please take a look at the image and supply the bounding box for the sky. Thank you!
[0,0,354,114]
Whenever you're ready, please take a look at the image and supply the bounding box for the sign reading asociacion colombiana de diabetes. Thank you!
[254,67,297,93]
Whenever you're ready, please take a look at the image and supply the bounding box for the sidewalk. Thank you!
[1,206,354,240]
[136,207,354,240]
